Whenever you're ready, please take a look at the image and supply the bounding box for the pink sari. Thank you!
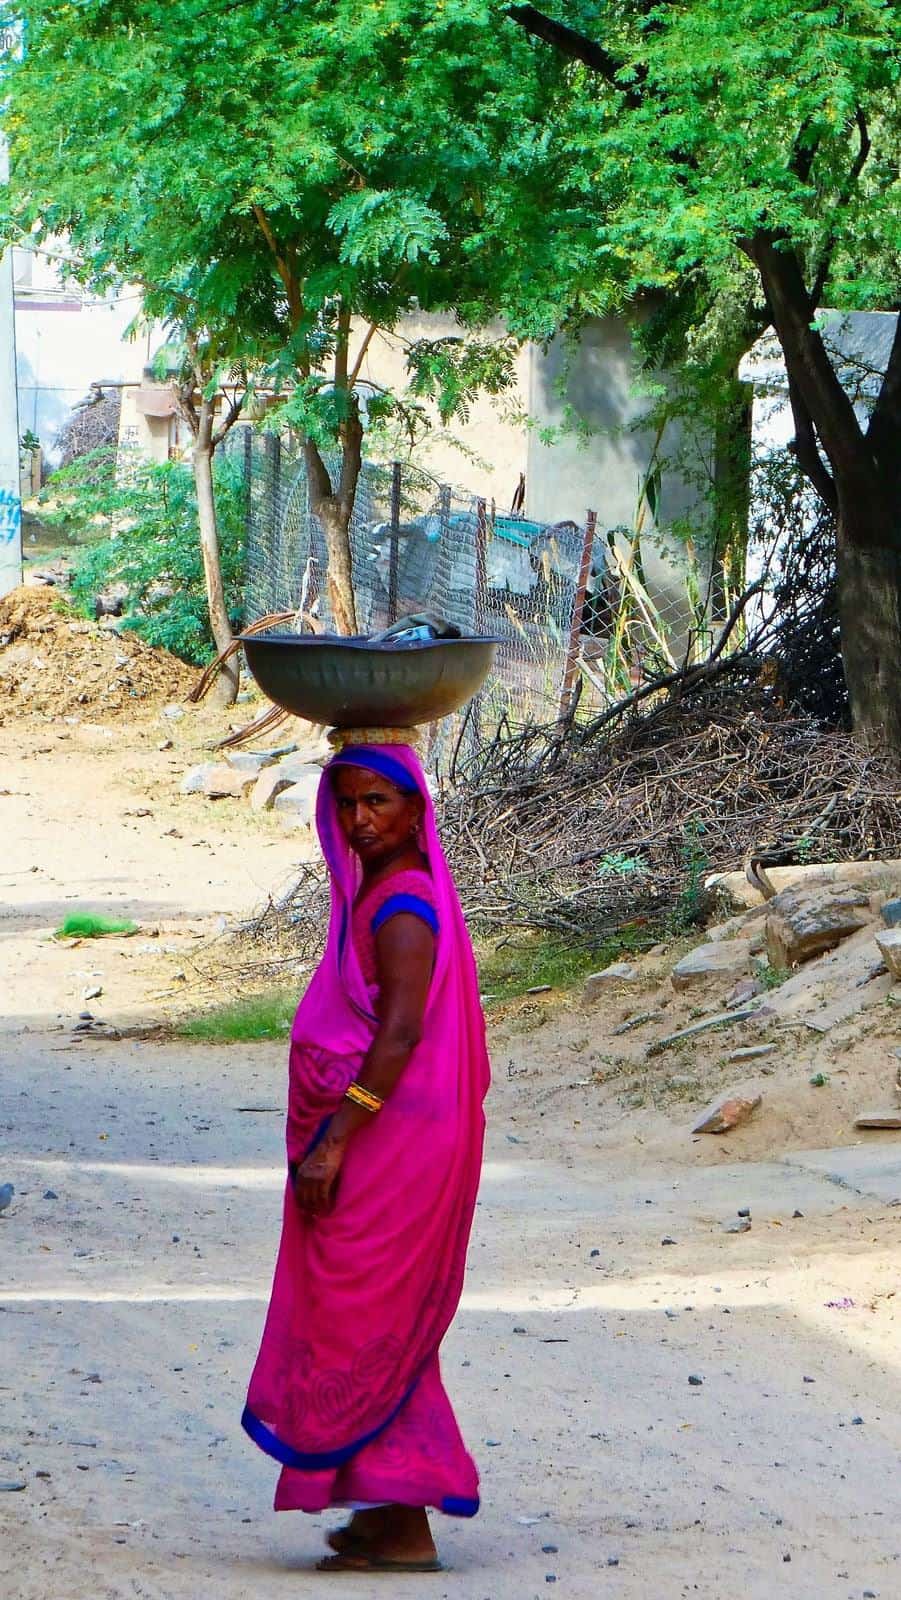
[243,743,490,1516]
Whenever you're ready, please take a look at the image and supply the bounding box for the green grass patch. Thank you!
[176,989,297,1044]
[476,928,653,1003]
[758,961,791,990]
[54,913,139,939]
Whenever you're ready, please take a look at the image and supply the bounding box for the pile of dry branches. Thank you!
[247,665,901,962]
[440,681,901,943]
[55,386,122,470]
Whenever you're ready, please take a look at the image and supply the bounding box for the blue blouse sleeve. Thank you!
[371,893,439,937]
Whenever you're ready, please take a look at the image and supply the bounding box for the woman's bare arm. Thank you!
[293,913,434,1214]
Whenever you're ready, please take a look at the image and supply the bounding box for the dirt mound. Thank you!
[0,586,196,722]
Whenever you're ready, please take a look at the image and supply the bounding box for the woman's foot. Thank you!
[326,1507,389,1554]
[319,1505,439,1571]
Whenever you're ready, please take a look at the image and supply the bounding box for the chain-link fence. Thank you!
[224,426,730,766]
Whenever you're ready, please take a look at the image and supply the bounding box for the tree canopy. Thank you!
[1,0,548,628]
[499,0,901,745]
[500,1,899,322]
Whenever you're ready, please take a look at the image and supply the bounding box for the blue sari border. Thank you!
[371,893,439,937]
[241,1382,417,1472]
[329,747,419,795]
[441,1495,480,1518]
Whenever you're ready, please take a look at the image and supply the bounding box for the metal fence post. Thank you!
[242,424,253,534]
[475,496,489,632]
[264,433,282,606]
[387,459,401,624]
[557,508,597,722]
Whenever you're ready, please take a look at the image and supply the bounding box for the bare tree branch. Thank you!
[348,321,380,388]
[506,4,642,104]
[809,107,871,307]
[252,204,303,328]
[786,371,838,514]
[866,309,901,488]
[744,232,866,480]
[788,117,819,185]
[210,388,247,450]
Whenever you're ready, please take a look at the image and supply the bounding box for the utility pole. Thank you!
[0,25,22,598]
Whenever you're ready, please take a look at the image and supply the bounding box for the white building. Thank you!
[739,309,897,451]
[12,243,154,469]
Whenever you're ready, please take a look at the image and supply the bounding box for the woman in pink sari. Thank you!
[243,740,490,1573]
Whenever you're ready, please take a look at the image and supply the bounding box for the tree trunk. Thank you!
[316,497,358,635]
[835,484,901,749]
[303,406,362,636]
[711,383,753,614]
[745,237,901,752]
[193,404,239,706]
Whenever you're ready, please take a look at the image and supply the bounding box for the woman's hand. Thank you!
[292,1132,348,1217]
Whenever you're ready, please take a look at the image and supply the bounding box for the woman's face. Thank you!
[332,765,423,867]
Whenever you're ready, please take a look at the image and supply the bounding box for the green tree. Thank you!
[502,1,901,747]
[43,450,247,666]
[159,323,257,702]
[2,1,538,642]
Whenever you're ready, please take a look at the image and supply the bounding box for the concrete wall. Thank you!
[13,245,150,468]
[526,315,714,660]
[0,140,21,598]
[355,310,715,658]
[354,312,528,508]
[118,383,189,465]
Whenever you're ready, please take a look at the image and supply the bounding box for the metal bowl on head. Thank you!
[240,631,501,728]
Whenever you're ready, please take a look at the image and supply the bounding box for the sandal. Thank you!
[326,1524,367,1555]
[317,1551,444,1574]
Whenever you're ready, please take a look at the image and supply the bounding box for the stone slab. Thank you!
[277,752,328,782]
[645,1005,761,1057]
[223,744,296,774]
[875,928,901,979]
[692,1093,762,1135]
[273,770,321,827]
[584,964,639,999]
[707,858,901,910]
[671,939,755,990]
[802,972,893,1033]
[250,765,295,813]
[766,884,872,969]
[783,1145,901,1204]
[180,763,254,798]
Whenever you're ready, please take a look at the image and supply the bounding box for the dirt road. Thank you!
[2,727,900,1599]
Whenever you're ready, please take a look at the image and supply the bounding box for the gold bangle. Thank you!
[345,1081,384,1114]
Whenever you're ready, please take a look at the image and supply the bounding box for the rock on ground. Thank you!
[278,747,330,779]
[709,858,901,911]
[584,964,639,1000]
[692,1093,763,1135]
[179,763,255,799]
[765,883,873,968]
[250,765,296,812]
[645,1006,762,1057]
[223,744,296,775]
[671,939,755,990]
[874,928,901,980]
[273,769,321,827]
[854,1109,901,1130]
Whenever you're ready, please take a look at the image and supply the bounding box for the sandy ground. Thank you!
[3,715,901,1599]
[0,717,308,1030]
